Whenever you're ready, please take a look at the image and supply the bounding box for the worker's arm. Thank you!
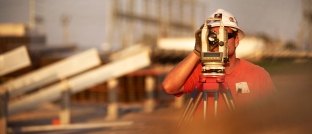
[162,51,200,95]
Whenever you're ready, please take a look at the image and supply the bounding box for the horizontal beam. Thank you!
[109,44,147,61]
[0,46,31,76]
[263,50,312,58]
[115,12,193,30]
[157,38,194,51]
[0,23,26,36]
[10,121,133,133]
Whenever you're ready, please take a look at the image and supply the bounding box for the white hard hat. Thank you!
[207,9,245,40]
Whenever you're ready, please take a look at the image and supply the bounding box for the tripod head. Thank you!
[200,14,229,76]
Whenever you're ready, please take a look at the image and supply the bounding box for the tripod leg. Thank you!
[222,92,231,111]
[203,91,208,120]
[185,91,203,123]
[177,96,194,128]
[214,92,218,117]
[225,90,235,110]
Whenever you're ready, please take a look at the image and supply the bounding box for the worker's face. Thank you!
[209,27,239,57]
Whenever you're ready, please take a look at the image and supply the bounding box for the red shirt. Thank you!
[182,58,275,116]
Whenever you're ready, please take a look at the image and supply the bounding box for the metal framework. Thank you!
[297,0,312,50]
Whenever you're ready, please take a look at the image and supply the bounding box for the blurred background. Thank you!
[0,0,312,134]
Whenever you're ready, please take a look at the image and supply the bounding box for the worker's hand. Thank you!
[193,24,204,57]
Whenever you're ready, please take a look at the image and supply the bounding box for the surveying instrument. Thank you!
[178,14,236,127]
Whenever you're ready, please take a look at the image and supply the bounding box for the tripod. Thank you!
[178,74,235,127]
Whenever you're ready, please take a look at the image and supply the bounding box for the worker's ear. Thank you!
[235,37,239,47]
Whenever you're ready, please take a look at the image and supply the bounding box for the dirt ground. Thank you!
[7,58,312,134]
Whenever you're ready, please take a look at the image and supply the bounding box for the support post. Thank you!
[106,79,118,120]
[144,76,156,113]
[0,89,8,134]
[59,80,70,124]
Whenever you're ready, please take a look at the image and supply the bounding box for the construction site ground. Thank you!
[7,58,312,134]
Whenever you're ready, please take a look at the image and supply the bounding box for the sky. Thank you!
[0,0,303,49]
[207,0,302,42]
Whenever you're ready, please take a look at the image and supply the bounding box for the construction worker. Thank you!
[162,9,275,116]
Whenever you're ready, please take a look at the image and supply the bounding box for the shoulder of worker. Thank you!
[238,59,269,74]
